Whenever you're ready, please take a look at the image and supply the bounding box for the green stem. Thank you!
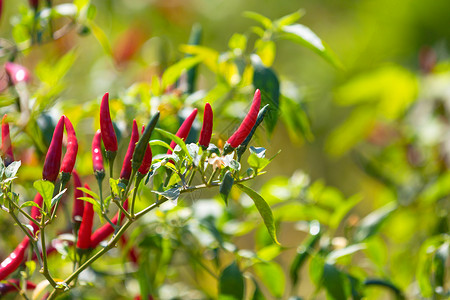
[131,174,144,218]
[3,193,40,228]
[40,224,57,287]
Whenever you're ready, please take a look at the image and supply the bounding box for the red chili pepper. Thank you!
[71,170,84,224]
[76,184,94,250]
[0,237,29,281]
[90,200,128,248]
[28,0,39,10]
[138,126,152,176]
[100,92,118,152]
[30,193,43,235]
[167,109,198,155]
[4,62,30,85]
[226,89,261,149]
[92,130,104,174]
[1,114,14,166]
[60,116,78,175]
[120,120,139,182]
[0,279,36,296]
[42,116,65,182]
[199,103,213,149]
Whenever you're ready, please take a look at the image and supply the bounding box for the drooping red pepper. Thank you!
[90,200,128,248]
[42,116,65,182]
[4,62,30,85]
[167,109,198,155]
[61,116,78,175]
[0,279,36,296]
[0,237,29,281]
[71,170,84,225]
[1,114,14,166]
[30,193,43,235]
[120,120,139,182]
[225,89,261,151]
[138,126,152,176]
[76,184,94,250]
[92,130,104,174]
[199,103,213,149]
[100,92,118,152]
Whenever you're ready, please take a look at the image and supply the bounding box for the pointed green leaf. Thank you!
[5,161,21,178]
[50,188,68,207]
[290,232,321,286]
[219,261,244,300]
[220,171,234,205]
[161,56,202,89]
[274,9,305,28]
[243,11,272,29]
[323,263,351,300]
[155,128,192,162]
[252,55,280,135]
[33,180,54,211]
[237,184,279,245]
[20,201,42,209]
[77,187,100,201]
[280,24,343,69]
[254,261,285,298]
[354,202,397,242]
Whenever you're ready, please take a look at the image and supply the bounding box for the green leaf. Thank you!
[50,188,67,208]
[237,184,279,245]
[149,139,173,151]
[243,11,272,29]
[155,128,192,162]
[252,55,280,135]
[323,263,351,300]
[109,178,120,196]
[354,202,397,242]
[20,201,42,209]
[280,24,343,69]
[219,261,244,300]
[251,278,266,300]
[33,180,55,211]
[220,171,234,205]
[154,187,181,205]
[25,260,36,276]
[229,33,247,51]
[78,196,103,222]
[186,23,203,94]
[161,56,202,90]
[290,232,321,286]
[77,187,100,201]
[309,253,325,286]
[5,161,21,178]
[274,9,305,28]
[0,159,5,178]
[326,244,366,264]
[88,21,112,56]
[433,242,448,289]
[329,194,362,229]
[254,261,285,298]
[280,95,313,143]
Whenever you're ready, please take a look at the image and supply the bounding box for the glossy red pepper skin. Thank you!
[61,116,78,175]
[138,126,153,175]
[30,193,43,235]
[90,200,128,248]
[92,130,104,174]
[42,116,65,182]
[1,114,14,166]
[199,103,213,149]
[76,184,94,249]
[0,279,36,296]
[120,120,139,181]
[100,93,118,152]
[71,170,84,224]
[4,62,30,85]
[226,89,261,149]
[0,237,29,281]
[167,109,198,155]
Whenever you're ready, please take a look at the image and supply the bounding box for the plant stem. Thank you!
[3,192,41,228]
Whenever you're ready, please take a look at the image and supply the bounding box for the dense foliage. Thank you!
[0,0,449,299]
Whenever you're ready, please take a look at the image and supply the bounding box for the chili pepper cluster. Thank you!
[0,89,266,297]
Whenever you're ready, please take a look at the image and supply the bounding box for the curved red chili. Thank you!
[120,120,139,181]
[226,89,261,148]
[30,193,43,235]
[100,93,118,152]
[61,116,78,175]
[76,184,94,250]
[92,130,104,174]
[1,114,14,166]
[199,103,213,149]
[90,200,128,248]
[4,62,30,85]
[71,170,84,224]
[42,116,65,182]
[167,108,198,155]
[0,237,29,281]
[138,126,152,175]
[0,279,36,296]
